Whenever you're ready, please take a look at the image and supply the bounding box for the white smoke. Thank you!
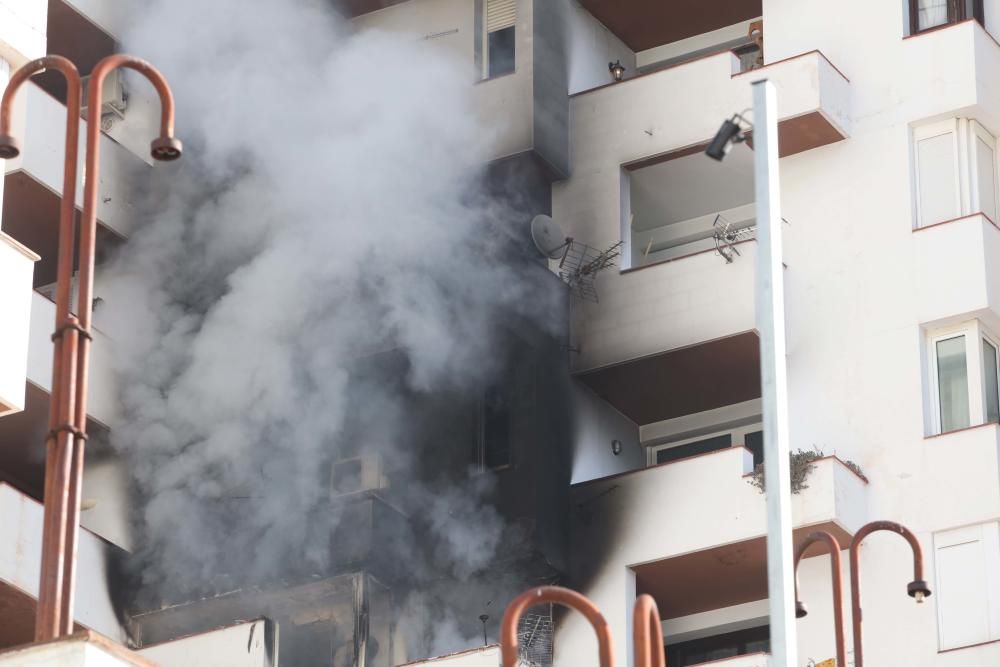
[101,0,563,659]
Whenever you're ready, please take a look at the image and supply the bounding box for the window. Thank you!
[909,0,984,34]
[480,385,511,469]
[934,522,1000,650]
[479,0,516,79]
[666,624,769,666]
[936,335,970,432]
[649,423,763,467]
[913,119,998,227]
[927,322,1000,434]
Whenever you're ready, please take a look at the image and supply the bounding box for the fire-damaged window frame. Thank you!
[475,0,517,80]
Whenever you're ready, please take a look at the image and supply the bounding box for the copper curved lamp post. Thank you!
[848,520,930,667]
[792,530,846,667]
[0,54,180,641]
[501,586,666,667]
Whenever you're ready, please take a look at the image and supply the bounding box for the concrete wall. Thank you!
[564,0,634,95]
[0,0,46,67]
[138,619,275,667]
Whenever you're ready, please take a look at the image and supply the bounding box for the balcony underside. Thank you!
[635,521,851,619]
[577,0,762,52]
[576,331,760,425]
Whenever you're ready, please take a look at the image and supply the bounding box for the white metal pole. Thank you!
[751,78,797,667]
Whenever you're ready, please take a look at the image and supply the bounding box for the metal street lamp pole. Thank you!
[751,78,798,667]
[0,54,181,641]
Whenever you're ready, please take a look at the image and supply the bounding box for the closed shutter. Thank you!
[486,0,516,33]
[934,522,1000,650]
[914,120,960,227]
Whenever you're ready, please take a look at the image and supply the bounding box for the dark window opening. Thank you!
[655,434,731,465]
[35,0,117,104]
[744,430,765,467]
[666,624,770,666]
[482,386,511,469]
[487,26,516,78]
[909,0,984,35]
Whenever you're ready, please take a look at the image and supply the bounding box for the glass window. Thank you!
[937,336,970,432]
[655,434,731,465]
[916,0,950,31]
[667,625,770,666]
[487,26,515,78]
[984,339,1000,423]
[482,385,511,469]
[916,131,959,226]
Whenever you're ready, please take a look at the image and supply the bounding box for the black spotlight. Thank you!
[705,115,747,161]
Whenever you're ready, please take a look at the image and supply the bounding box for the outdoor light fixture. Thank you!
[705,112,750,161]
[611,439,622,456]
[608,60,626,82]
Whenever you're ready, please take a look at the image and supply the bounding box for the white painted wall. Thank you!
[570,381,640,484]
[0,0,46,67]
[0,232,38,415]
[564,0,634,95]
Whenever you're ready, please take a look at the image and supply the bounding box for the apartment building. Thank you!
[2,0,1000,666]
[378,0,1000,666]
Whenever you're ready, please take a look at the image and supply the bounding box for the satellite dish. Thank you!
[530,214,569,259]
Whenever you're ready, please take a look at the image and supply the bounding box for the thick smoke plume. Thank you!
[101,0,562,658]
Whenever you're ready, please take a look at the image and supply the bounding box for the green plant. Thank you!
[747,447,824,494]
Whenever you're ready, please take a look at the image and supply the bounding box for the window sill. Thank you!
[939,637,1000,653]
[925,420,1000,440]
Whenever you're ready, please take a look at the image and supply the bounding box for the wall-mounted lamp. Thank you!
[611,439,623,456]
[705,112,751,161]
[608,60,626,82]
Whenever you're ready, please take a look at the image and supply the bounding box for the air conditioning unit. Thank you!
[81,69,127,124]
[331,453,387,498]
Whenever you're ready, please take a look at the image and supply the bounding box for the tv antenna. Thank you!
[530,215,622,303]
[712,213,756,263]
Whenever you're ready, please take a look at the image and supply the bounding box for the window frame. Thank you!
[909,0,984,35]
[913,119,962,229]
[477,0,517,81]
[970,120,999,222]
[982,331,1000,423]
[927,321,1000,435]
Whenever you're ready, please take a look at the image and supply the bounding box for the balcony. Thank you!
[565,448,867,666]
[3,83,147,238]
[556,48,848,371]
[0,482,128,649]
[0,232,38,415]
[912,213,1000,326]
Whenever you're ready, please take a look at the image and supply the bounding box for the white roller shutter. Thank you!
[486,0,516,33]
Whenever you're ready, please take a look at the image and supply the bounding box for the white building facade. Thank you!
[2,0,1000,666]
